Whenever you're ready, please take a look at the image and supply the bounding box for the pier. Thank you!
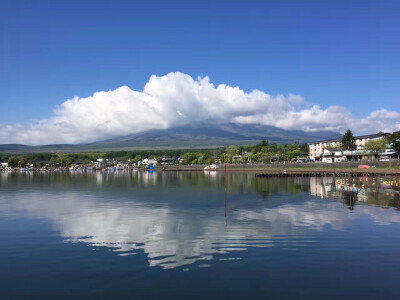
[255,170,399,178]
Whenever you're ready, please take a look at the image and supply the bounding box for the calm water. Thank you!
[1,171,400,299]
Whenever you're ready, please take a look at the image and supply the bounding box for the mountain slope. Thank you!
[89,123,341,147]
[0,123,342,152]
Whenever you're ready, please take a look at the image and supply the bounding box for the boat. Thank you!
[358,165,371,169]
[204,164,218,171]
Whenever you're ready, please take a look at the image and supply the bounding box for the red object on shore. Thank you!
[358,165,371,169]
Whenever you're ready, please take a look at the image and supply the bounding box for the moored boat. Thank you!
[204,164,218,171]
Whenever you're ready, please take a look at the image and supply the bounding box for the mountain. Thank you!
[90,123,341,147]
[0,123,342,153]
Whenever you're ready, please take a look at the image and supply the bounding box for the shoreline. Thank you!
[2,163,400,175]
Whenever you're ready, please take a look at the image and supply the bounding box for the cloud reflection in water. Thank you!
[1,172,400,269]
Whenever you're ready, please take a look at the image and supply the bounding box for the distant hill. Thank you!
[0,123,342,153]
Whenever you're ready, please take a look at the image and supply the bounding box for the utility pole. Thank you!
[224,153,228,227]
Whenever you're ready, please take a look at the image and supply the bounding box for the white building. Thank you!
[141,157,158,166]
[378,149,399,161]
[309,133,389,161]
[321,148,345,163]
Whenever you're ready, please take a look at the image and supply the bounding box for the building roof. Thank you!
[308,138,338,145]
[324,147,341,152]
[354,133,390,139]
[378,151,398,155]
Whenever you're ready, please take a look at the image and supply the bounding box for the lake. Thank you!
[1,171,400,299]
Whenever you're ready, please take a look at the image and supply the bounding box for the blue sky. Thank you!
[0,0,399,144]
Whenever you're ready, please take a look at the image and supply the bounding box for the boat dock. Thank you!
[255,170,399,178]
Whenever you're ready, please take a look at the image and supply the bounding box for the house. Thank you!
[144,157,158,166]
[354,133,390,151]
[309,139,339,161]
[322,148,345,163]
[341,150,378,161]
[93,160,105,169]
[241,152,250,161]
[293,152,309,163]
[232,155,243,163]
[212,157,222,164]
[379,149,399,161]
[161,157,174,165]
[309,132,389,161]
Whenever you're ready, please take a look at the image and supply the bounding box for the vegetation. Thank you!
[364,138,388,153]
[387,130,400,151]
[341,129,356,150]
[0,140,310,167]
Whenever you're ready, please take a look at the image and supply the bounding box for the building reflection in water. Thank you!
[1,171,400,269]
[309,176,400,210]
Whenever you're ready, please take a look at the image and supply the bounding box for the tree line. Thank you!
[2,129,398,167]
[0,141,309,167]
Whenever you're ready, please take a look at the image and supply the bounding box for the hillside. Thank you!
[0,123,341,153]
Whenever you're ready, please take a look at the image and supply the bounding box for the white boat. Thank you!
[204,164,218,171]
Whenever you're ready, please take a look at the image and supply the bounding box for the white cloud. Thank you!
[0,72,399,144]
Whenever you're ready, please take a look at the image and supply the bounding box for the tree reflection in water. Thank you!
[341,191,358,210]
[1,171,400,269]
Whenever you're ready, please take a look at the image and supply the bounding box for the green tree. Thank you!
[287,149,301,160]
[268,143,278,153]
[387,131,400,151]
[181,152,204,165]
[134,155,143,164]
[49,155,59,167]
[8,157,19,168]
[260,139,269,148]
[248,153,256,163]
[226,145,239,156]
[255,152,264,162]
[58,154,73,167]
[341,129,356,150]
[197,156,205,165]
[18,157,28,167]
[299,143,309,153]
[364,138,387,153]
[278,153,287,162]
[204,157,214,165]
[261,153,273,163]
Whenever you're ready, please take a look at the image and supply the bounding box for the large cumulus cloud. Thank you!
[1,72,399,144]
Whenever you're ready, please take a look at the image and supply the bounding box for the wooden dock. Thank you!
[255,170,399,178]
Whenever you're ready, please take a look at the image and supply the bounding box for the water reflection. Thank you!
[309,176,400,210]
[1,171,400,269]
